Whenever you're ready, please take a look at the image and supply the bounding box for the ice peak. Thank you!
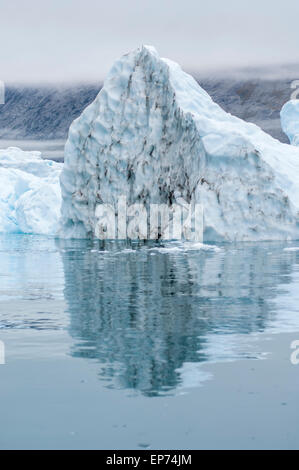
[140,44,159,57]
[59,48,299,241]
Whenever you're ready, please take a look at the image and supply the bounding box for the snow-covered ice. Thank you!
[280,99,299,146]
[60,46,299,241]
[2,47,299,241]
[0,147,62,234]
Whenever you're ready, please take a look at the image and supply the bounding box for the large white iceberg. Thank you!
[60,46,299,241]
[2,47,299,241]
[280,99,299,146]
[0,147,62,234]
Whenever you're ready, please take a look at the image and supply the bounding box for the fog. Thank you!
[0,0,299,82]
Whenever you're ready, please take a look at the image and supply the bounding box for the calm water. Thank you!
[0,140,65,162]
[1,234,299,449]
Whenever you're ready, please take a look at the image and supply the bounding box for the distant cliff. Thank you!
[0,84,100,140]
[200,77,294,143]
[0,75,297,143]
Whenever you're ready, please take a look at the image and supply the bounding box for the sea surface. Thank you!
[0,234,299,449]
[0,139,65,162]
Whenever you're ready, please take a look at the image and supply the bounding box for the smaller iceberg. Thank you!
[280,100,299,146]
[0,147,62,235]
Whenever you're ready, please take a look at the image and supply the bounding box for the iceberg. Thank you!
[2,47,299,241]
[60,46,299,241]
[280,99,299,146]
[0,147,62,234]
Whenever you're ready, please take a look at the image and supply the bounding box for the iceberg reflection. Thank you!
[58,240,299,396]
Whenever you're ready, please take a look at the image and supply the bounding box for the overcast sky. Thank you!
[1,0,299,83]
